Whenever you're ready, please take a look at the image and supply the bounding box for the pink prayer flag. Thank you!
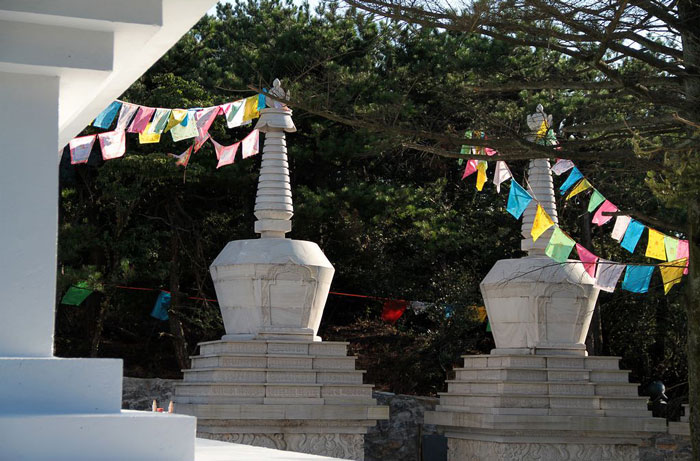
[592,200,618,226]
[192,107,219,152]
[98,131,126,160]
[241,129,260,158]
[170,144,194,167]
[484,147,498,156]
[69,134,96,164]
[461,159,478,179]
[212,138,240,169]
[677,239,690,275]
[575,244,599,278]
[193,132,210,153]
[127,106,156,133]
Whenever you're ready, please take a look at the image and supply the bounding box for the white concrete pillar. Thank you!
[0,72,59,357]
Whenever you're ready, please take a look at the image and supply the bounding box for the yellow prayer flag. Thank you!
[660,258,687,294]
[138,123,161,144]
[164,109,188,133]
[536,120,548,139]
[645,228,667,261]
[476,161,487,191]
[565,179,591,200]
[531,205,554,242]
[242,96,259,122]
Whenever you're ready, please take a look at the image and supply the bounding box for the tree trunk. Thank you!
[90,295,110,357]
[678,0,700,455]
[169,231,190,372]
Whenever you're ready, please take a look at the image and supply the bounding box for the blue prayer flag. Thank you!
[258,92,267,110]
[559,167,584,195]
[620,220,645,253]
[621,265,654,293]
[93,101,122,129]
[506,181,532,219]
[151,291,171,321]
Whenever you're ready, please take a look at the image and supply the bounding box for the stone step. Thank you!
[198,340,349,357]
[461,355,622,370]
[434,404,653,419]
[438,393,649,410]
[189,354,357,370]
[590,369,632,382]
[173,393,377,406]
[454,367,591,382]
[182,368,365,385]
[446,381,596,396]
[175,383,374,399]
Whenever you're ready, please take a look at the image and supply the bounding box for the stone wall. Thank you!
[364,392,442,461]
[122,378,692,461]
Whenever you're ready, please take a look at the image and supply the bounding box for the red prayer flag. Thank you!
[381,300,408,323]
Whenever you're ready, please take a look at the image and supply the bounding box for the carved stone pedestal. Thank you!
[175,339,388,460]
[424,354,666,461]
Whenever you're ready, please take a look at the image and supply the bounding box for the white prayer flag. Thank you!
[611,215,632,242]
[241,130,260,158]
[493,161,512,193]
[115,103,139,131]
[595,259,625,292]
[551,159,574,175]
[69,134,96,164]
[212,138,240,169]
[98,131,126,160]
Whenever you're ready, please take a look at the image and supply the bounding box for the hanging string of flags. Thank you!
[459,128,689,296]
[67,94,266,167]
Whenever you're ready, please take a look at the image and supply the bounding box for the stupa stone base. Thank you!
[669,404,690,437]
[175,339,388,460]
[425,354,666,461]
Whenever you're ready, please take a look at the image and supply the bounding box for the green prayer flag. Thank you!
[664,235,679,262]
[61,283,93,306]
[486,319,492,332]
[587,189,606,213]
[545,227,576,262]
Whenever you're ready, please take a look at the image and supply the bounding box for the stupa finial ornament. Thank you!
[253,79,295,238]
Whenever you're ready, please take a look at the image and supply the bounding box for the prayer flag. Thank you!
[148,108,172,134]
[115,102,139,131]
[61,283,93,306]
[621,265,654,293]
[575,243,599,278]
[531,205,554,242]
[559,167,583,195]
[127,106,155,133]
[645,228,667,261]
[545,227,575,262]
[170,110,198,141]
[676,240,689,275]
[138,123,161,144]
[484,147,498,156]
[164,109,188,133]
[242,95,259,123]
[381,300,407,323]
[592,200,618,226]
[212,138,240,169]
[595,260,625,292]
[241,129,260,158]
[93,101,122,129]
[476,161,488,191]
[222,99,247,128]
[587,190,606,213]
[565,178,591,200]
[151,291,171,321]
[611,215,632,241]
[536,119,548,139]
[664,236,679,262]
[68,134,96,164]
[551,159,574,175]
[659,259,687,294]
[257,93,266,110]
[462,159,478,179]
[493,161,512,193]
[620,219,645,253]
[98,130,126,160]
[192,107,219,151]
[170,144,194,167]
[506,181,532,219]
[409,301,429,313]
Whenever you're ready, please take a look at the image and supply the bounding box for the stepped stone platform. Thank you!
[425,354,666,461]
[175,339,388,461]
[669,404,690,437]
